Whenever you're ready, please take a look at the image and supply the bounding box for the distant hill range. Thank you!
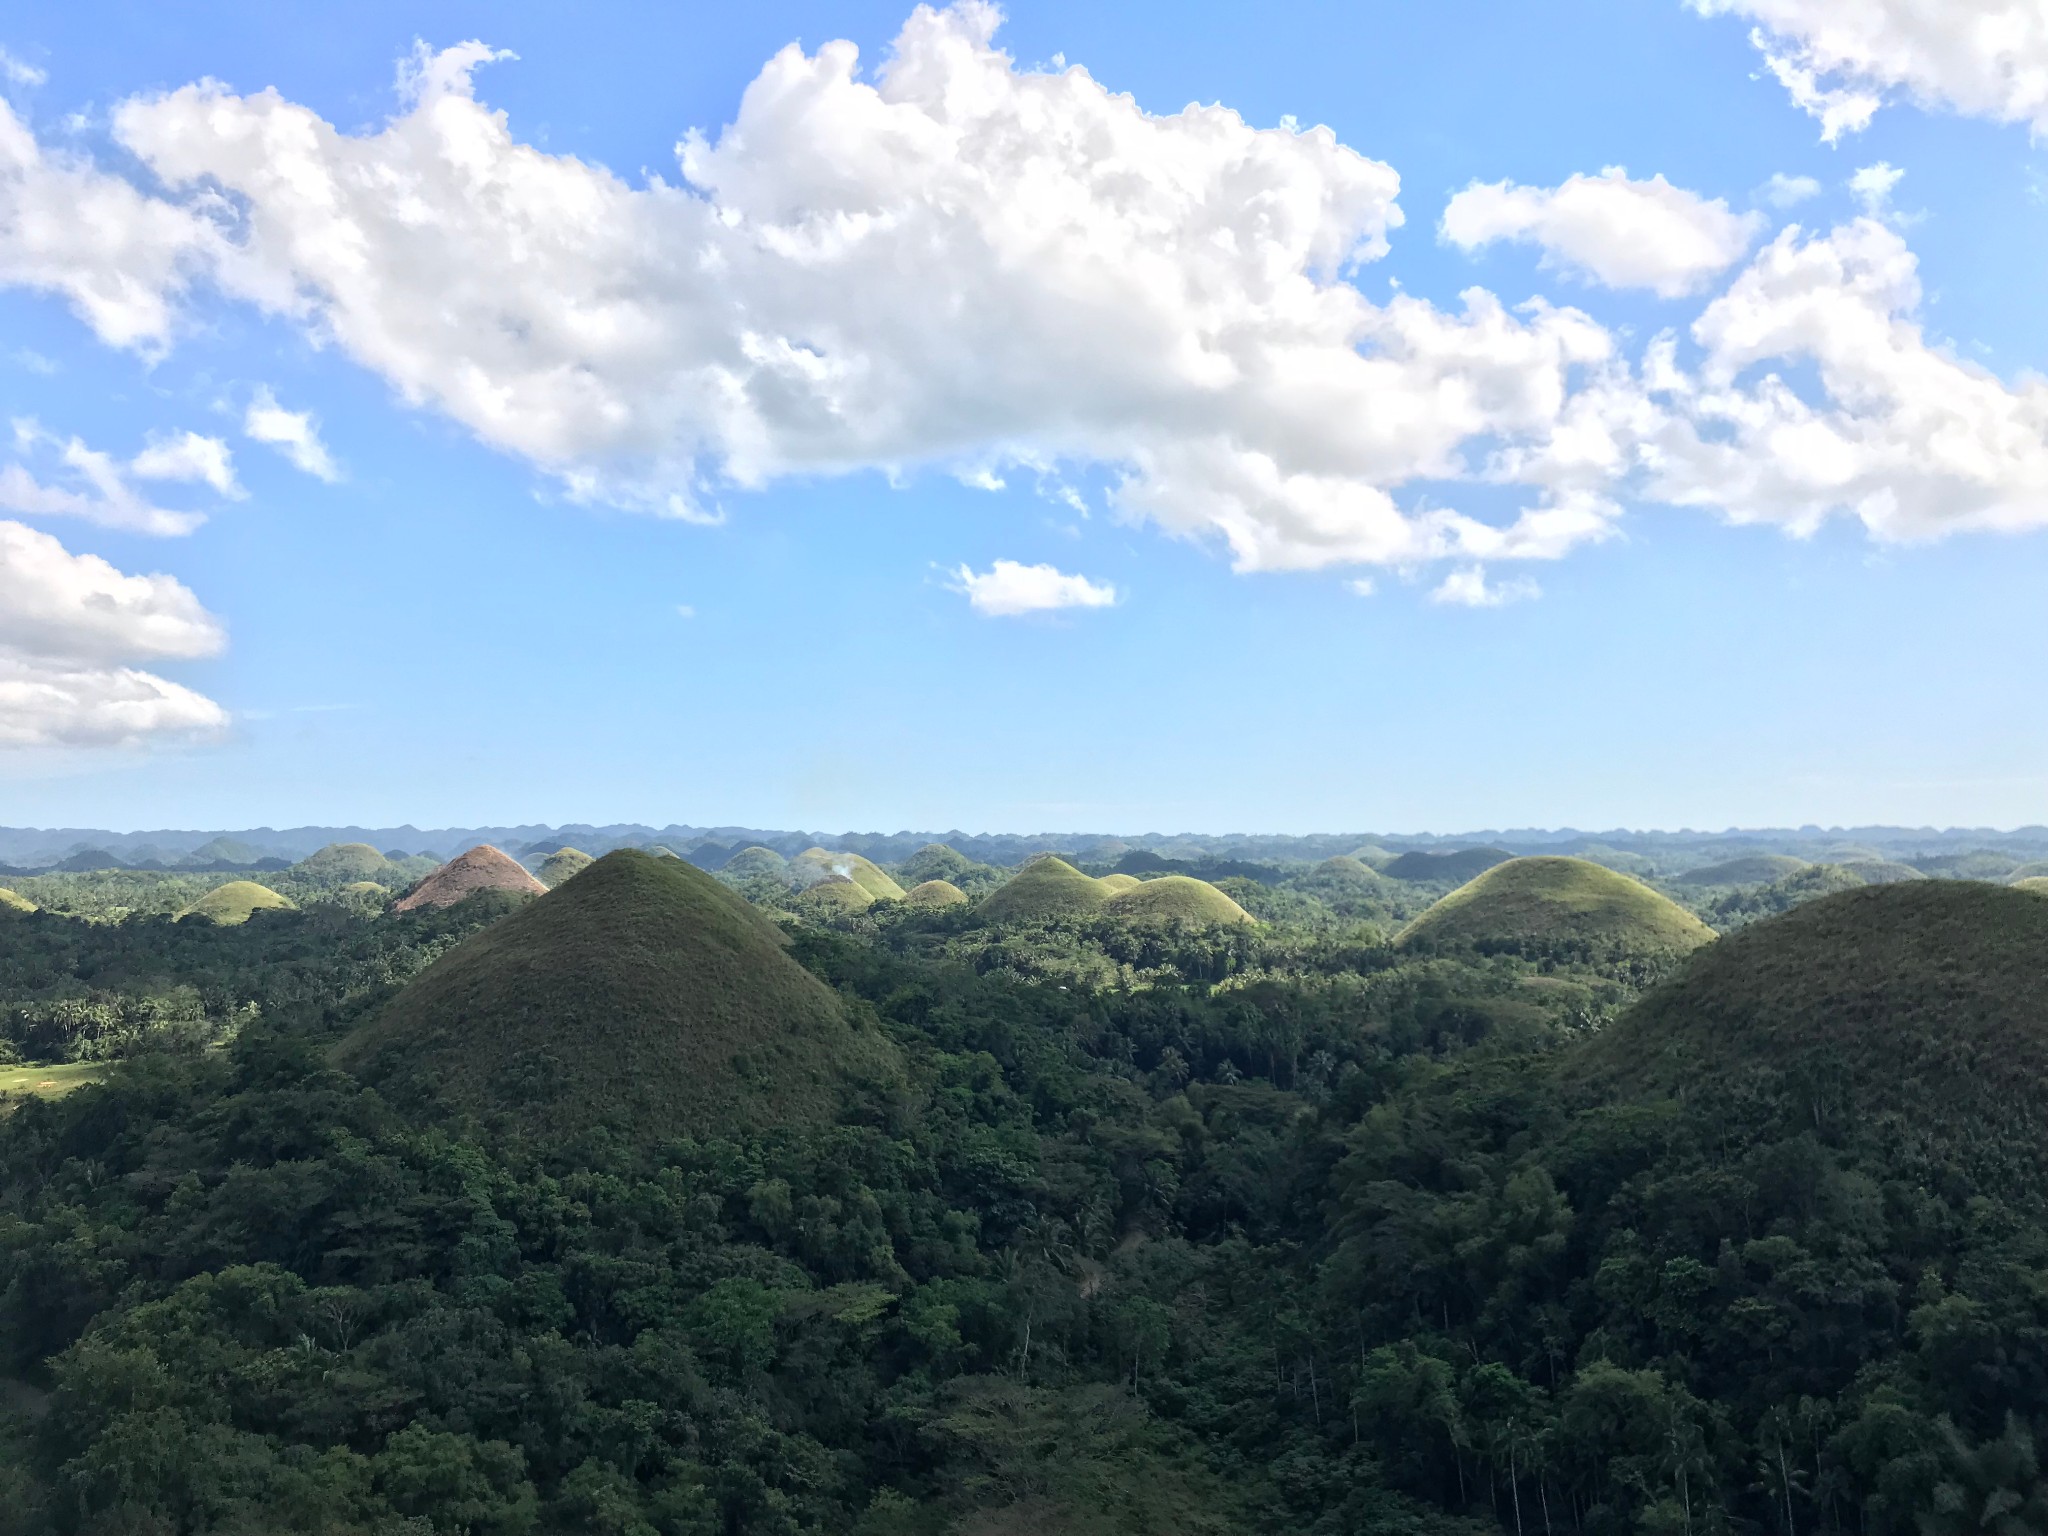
[6,821,2048,879]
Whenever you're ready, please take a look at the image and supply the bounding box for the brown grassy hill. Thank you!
[338,850,898,1144]
[394,845,547,912]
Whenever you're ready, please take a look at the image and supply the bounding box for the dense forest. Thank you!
[0,837,2042,1534]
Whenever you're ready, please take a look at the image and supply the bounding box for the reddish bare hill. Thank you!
[394,844,547,912]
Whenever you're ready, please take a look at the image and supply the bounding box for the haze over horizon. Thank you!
[4,0,2048,829]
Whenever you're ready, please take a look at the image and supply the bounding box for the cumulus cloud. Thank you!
[0,98,222,350]
[0,48,45,88]
[1691,0,2048,137]
[952,559,1118,616]
[1442,167,1762,298]
[1641,218,2048,539]
[45,5,1641,579]
[0,518,226,747]
[0,420,232,535]
[243,386,340,481]
[1848,161,1905,216]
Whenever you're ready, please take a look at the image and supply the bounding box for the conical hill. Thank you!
[1397,856,1713,956]
[903,879,968,909]
[292,842,395,883]
[791,848,905,901]
[177,881,297,925]
[537,847,594,888]
[798,875,875,914]
[394,845,547,912]
[976,856,1110,924]
[1582,882,2048,1190]
[338,850,898,1143]
[1103,875,1253,925]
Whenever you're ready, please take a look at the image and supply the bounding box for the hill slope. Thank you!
[0,888,36,914]
[177,881,297,925]
[536,847,594,887]
[903,879,968,909]
[292,843,395,883]
[1584,881,2048,1187]
[1398,856,1714,955]
[394,845,548,912]
[976,857,1111,924]
[338,850,896,1143]
[791,848,905,901]
[1102,876,1253,925]
[1674,854,1808,886]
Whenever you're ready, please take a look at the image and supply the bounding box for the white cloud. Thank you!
[0,49,45,89]
[1641,218,2048,539]
[1691,1,2048,137]
[1345,576,1375,596]
[130,430,242,496]
[0,517,226,747]
[0,420,228,535]
[1430,566,1540,606]
[952,559,1118,616]
[243,386,340,481]
[64,6,1636,580]
[1849,160,1905,216]
[0,97,222,350]
[1761,172,1823,207]
[1442,167,1762,298]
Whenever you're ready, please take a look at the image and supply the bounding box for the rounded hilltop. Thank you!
[1398,856,1714,956]
[721,846,791,882]
[1582,881,2048,1190]
[1383,847,1512,882]
[902,879,968,909]
[536,847,594,888]
[394,845,548,912]
[291,842,395,883]
[1103,875,1253,925]
[338,850,898,1145]
[975,856,1110,924]
[177,881,297,926]
[1096,873,1143,894]
[791,848,904,901]
[797,875,875,914]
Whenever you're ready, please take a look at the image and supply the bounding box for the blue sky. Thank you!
[3,0,2047,834]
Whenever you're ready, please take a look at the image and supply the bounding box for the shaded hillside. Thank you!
[1398,856,1713,956]
[291,843,395,884]
[1382,847,1511,882]
[1584,881,2048,1191]
[339,850,897,1143]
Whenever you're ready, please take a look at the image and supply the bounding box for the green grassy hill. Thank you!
[1840,859,1924,884]
[721,846,791,882]
[0,887,36,914]
[1912,850,2019,880]
[792,847,906,901]
[903,879,968,909]
[1102,876,1253,925]
[1382,847,1511,882]
[176,881,297,926]
[897,842,975,885]
[1315,855,1375,878]
[2006,861,2048,883]
[1398,856,1714,955]
[1582,881,2048,1188]
[291,842,395,883]
[1674,853,1808,886]
[797,876,876,914]
[338,850,897,1144]
[537,847,594,887]
[975,857,1112,925]
[1096,873,1143,893]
